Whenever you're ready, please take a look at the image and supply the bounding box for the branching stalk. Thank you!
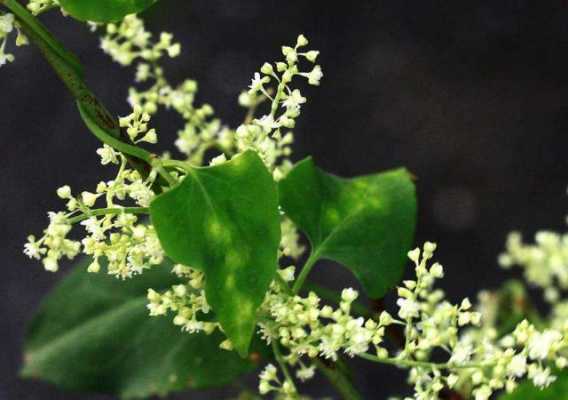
[67,207,149,224]
[292,250,320,294]
[314,358,362,400]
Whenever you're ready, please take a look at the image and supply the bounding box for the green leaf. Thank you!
[498,372,568,399]
[279,158,417,298]
[150,151,281,356]
[21,260,265,399]
[58,0,157,22]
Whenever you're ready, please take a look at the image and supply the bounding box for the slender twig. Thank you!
[314,358,362,400]
[292,250,320,294]
[271,341,297,392]
[358,352,492,371]
[67,207,149,224]
[274,273,293,295]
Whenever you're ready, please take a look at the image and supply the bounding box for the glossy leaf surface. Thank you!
[279,158,417,297]
[59,0,157,22]
[21,260,263,399]
[150,151,281,356]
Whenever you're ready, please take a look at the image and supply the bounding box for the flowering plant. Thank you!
[3,1,568,399]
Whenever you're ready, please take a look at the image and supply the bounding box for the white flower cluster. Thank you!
[258,363,299,399]
[255,243,568,400]
[449,320,568,400]
[389,244,568,400]
[101,15,180,66]
[236,34,323,179]
[255,266,389,398]
[499,231,568,302]
[101,15,235,165]
[279,218,305,260]
[119,106,158,144]
[81,213,163,278]
[147,264,222,336]
[23,211,80,272]
[395,243,481,359]
[24,149,163,277]
[167,83,234,164]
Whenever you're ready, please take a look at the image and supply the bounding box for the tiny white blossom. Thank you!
[528,330,562,360]
[305,65,323,86]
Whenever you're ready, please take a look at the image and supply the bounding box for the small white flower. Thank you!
[397,297,420,320]
[530,365,556,388]
[304,50,319,63]
[296,364,315,381]
[56,185,72,199]
[260,363,278,381]
[283,89,306,111]
[507,354,527,377]
[96,145,120,165]
[260,62,274,75]
[306,65,323,86]
[341,288,358,302]
[23,236,42,259]
[87,259,101,273]
[430,263,444,278]
[209,154,227,166]
[296,34,309,47]
[449,342,473,364]
[43,257,59,272]
[473,385,492,400]
[81,191,99,207]
[248,72,269,94]
[254,114,279,133]
[528,330,562,360]
[0,14,14,35]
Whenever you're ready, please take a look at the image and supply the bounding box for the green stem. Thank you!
[358,353,492,371]
[4,0,164,185]
[77,102,153,163]
[271,341,297,392]
[274,273,293,295]
[149,158,178,187]
[162,159,193,172]
[314,358,362,400]
[67,207,149,224]
[292,250,320,294]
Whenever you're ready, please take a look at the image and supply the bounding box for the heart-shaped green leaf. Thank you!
[58,0,157,22]
[279,158,417,298]
[498,372,568,399]
[150,151,281,356]
[21,259,264,399]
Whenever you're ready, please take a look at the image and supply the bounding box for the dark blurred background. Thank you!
[2,0,568,398]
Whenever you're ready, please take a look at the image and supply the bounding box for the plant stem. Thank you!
[274,273,293,295]
[292,250,320,294]
[77,102,153,164]
[271,341,297,392]
[149,159,178,187]
[314,358,362,400]
[357,353,492,371]
[4,0,174,189]
[162,159,193,172]
[67,207,149,224]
